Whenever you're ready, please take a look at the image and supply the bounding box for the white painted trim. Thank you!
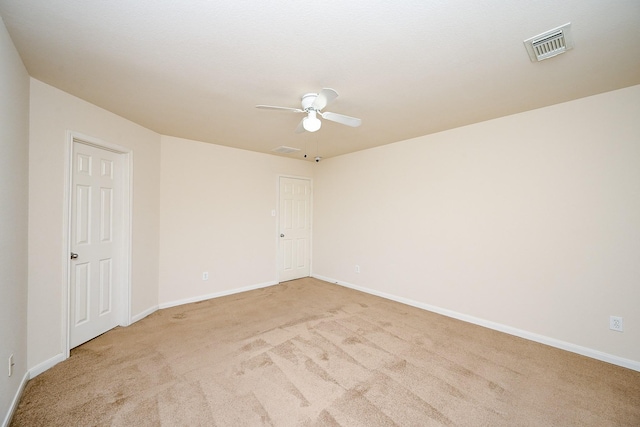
[62,134,73,360]
[68,131,130,154]
[33,279,275,378]
[159,280,278,309]
[131,305,159,323]
[63,131,133,356]
[312,274,640,372]
[2,371,29,427]
[122,149,134,327]
[274,176,281,281]
[28,353,65,379]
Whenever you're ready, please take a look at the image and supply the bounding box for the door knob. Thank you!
[280,234,285,237]
[70,252,79,259]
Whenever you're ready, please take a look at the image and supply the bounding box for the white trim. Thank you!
[68,131,130,154]
[28,353,65,379]
[62,134,73,359]
[2,371,29,427]
[159,280,278,309]
[131,305,159,323]
[312,274,640,372]
[26,279,281,383]
[122,149,134,326]
[63,131,133,356]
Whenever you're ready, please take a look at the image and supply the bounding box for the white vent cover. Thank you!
[272,146,300,154]
[524,23,573,62]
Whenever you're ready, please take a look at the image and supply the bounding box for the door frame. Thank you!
[62,131,133,358]
[276,175,313,282]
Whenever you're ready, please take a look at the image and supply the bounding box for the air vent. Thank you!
[524,23,573,62]
[272,146,300,154]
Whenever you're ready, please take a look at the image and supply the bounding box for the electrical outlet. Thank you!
[355,265,360,274]
[610,316,623,332]
[202,272,209,281]
[8,354,14,377]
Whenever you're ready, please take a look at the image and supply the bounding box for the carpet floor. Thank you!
[11,277,640,426]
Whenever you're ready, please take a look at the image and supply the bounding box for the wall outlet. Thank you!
[202,272,209,280]
[355,265,360,274]
[8,354,14,377]
[610,316,623,332]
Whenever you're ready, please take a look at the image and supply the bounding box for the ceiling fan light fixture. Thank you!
[303,110,321,132]
[256,88,361,133]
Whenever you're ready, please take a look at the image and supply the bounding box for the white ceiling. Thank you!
[1,1,639,159]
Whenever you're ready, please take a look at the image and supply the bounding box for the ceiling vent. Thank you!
[272,146,300,154]
[524,23,573,62]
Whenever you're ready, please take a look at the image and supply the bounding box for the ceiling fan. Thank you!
[256,88,362,133]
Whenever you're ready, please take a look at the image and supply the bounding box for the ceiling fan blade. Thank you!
[294,118,305,133]
[320,111,362,128]
[256,105,304,113]
[311,88,338,111]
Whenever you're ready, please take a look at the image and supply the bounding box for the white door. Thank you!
[278,177,311,282]
[70,141,123,348]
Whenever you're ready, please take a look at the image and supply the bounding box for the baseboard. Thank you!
[130,304,159,324]
[20,281,280,391]
[2,371,29,427]
[312,274,640,372]
[134,280,280,320]
[28,353,65,379]
[158,280,279,310]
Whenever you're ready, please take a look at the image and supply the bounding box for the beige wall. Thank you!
[159,136,313,305]
[0,17,29,423]
[28,79,161,369]
[8,54,639,391]
[313,85,640,364]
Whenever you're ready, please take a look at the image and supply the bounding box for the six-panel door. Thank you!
[70,142,122,348]
[278,177,311,282]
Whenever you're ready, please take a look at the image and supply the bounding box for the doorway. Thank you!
[66,134,131,350]
[278,177,312,282]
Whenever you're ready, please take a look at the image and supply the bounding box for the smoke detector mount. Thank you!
[524,23,574,62]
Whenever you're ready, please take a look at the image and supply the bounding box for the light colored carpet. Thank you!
[11,277,640,426]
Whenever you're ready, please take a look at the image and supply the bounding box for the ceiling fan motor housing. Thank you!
[301,93,318,111]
